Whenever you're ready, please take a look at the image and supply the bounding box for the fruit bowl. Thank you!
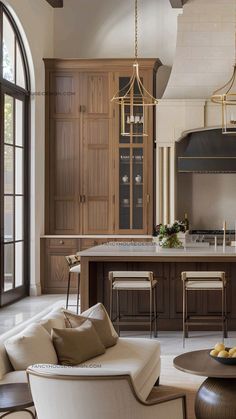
[209,348,236,365]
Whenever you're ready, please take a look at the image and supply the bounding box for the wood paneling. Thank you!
[85,74,109,116]
[49,119,80,233]
[41,239,79,293]
[80,258,236,330]
[50,73,78,117]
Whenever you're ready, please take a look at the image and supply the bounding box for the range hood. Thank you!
[177,129,236,173]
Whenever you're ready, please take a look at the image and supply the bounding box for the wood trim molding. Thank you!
[45,0,63,7]
[169,0,187,7]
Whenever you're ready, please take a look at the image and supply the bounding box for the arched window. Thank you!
[0,2,30,305]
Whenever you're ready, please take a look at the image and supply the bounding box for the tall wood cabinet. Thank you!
[44,59,161,235]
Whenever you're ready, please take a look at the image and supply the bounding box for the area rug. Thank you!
[160,355,205,419]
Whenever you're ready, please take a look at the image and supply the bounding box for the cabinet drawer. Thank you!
[47,238,78,248]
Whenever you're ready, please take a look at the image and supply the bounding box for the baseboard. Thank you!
[30,282,42,296]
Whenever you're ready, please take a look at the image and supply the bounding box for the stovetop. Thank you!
[190,230,235,235]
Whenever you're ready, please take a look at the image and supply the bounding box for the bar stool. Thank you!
[109,271,158,338]
[65,254,81,314]
[182,271,228,345]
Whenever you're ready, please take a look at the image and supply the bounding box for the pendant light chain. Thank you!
[135,0,138,60]
[235,0,236,65]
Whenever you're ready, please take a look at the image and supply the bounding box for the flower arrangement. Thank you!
[154,221,185,248]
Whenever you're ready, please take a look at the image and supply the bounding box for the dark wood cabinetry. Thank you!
[81,256,236,331]
[45,59,160,235]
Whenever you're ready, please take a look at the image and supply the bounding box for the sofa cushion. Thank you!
[52,320,106,366]
[39,308,66,334]
[63,303,118,348]
[79,337,161,401]
[4,324,58,371]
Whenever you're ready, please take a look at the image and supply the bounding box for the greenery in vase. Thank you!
[155,221,185,248]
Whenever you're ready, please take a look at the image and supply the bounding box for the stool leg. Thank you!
[76,273,80,314]
[154,286,158,338]
[183,282,185,346]
[225,285,228,338]
[150,288,153,339]
[116,289,120,336]
[185,289,189,338]
[66,272,71,309]
[110,282,113,320]
[223,285,228,339]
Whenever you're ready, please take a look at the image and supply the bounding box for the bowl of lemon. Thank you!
[210,343,236,365]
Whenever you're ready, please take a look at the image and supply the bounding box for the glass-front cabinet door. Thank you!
[115,72,153,234]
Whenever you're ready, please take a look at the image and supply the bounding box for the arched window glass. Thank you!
[0,2,30,306]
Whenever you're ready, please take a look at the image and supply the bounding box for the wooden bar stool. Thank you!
[182,271,228,345]
[109,271,158,338]
[65,255,81,314]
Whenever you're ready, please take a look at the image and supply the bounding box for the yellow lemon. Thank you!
[229,347,236,356]
[210,349,219,357]
[214,343,225,352]
[218,350,229,358]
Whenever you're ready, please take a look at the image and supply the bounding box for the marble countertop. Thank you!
[78,243,236,258]
[41,235,152,239]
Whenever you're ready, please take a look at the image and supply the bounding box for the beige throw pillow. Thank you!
[63,303,118,348]
[39,308,66,334]
[52,320,105,366]
[5,324,58,371]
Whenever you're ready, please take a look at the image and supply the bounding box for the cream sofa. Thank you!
[0,302,183,419]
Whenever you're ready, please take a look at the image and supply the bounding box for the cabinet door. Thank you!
[49,119,81,234]
[81,73,113,234]
[41,239,79,294]
[49,72,80,118]
[114,70,153,234]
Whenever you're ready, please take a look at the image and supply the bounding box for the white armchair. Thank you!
[27,366,186,419]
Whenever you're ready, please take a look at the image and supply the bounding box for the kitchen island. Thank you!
[79,243,236,330]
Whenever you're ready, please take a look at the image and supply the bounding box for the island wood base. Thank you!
[80,253,236,331]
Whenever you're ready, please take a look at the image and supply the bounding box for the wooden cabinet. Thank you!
[41,238,80,294]
[45,59,160,235]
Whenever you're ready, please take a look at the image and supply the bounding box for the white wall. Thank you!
[2,0,54,295]
[54,0,180,66]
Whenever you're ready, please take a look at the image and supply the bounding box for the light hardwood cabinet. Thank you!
[45,59,160,235]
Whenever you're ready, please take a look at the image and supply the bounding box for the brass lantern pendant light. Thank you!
[111,0,158,137]
[211,44,236,134]
[211,65,236,134]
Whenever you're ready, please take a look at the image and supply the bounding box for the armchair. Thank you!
[27,365,186,419]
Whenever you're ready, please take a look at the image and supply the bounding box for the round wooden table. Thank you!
[174,349,236,419]
[0,383,35,418]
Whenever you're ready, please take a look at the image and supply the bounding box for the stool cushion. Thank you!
[70,264,81,274]
[113,280,157,290]
[63,303,118,348]
[79,337,161,402]
[186,281,223,289]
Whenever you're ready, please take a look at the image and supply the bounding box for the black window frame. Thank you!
[0,2,30,306]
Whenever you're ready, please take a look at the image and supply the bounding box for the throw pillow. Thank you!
[5,324,58,370]
[39,308,66,334]
[63,303,118,348]
[52,320,105,366]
